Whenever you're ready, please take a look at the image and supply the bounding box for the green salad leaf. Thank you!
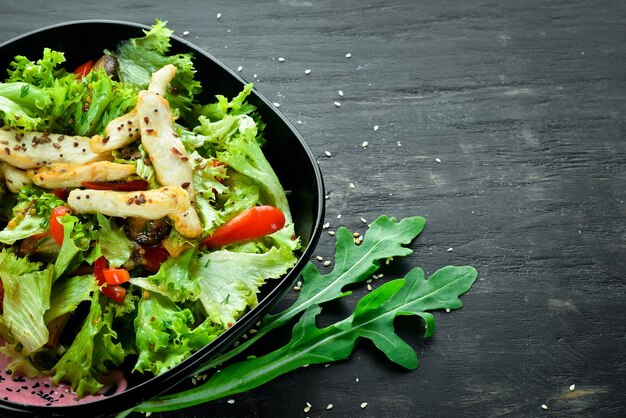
[128,217,477,414]
[0,249,54,354]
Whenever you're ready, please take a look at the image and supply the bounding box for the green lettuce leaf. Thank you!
[194,246,297,327]
[0,186,64,245]
[130,249,201,302]
[115,19,200,119]
[0,82,51,130]
[6,48,66,86]
[96,213,133,268]
[0,249,54,353]
[50,294,125,398]
[133,292,220,376]
[55,214,97,279]
[44,275,98,324]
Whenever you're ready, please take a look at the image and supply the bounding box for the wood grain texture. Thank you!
[1,0,625,417]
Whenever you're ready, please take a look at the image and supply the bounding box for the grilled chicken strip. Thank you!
[89,64,178,153]
[0,128,110,169]
[137,89,202,238]
[68,186,190,219]
[27,161,136,189]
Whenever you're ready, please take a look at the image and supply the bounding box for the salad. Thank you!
[0,21,299,397]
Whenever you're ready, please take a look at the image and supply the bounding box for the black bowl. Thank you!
[0,20,324,417]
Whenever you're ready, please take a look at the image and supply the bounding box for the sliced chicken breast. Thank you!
[27,161,136,189]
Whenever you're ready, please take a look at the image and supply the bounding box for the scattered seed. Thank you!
[435,157,442,163]
[325,150,332,157]
[304,69,312,75]
[374,125,379,131]
[360,217,367,223]
[237,65,243,72]
[227,399,235,404]
[293,286,301,291]
[334,101,342,107]
[361,141,368,148]
[397,141,402,147]
[217,13,222,19]
[541,404,548,410]
[323,222,330,229]
[272,102,281,108]
[345,52,352,58]
[315,256,324,261]
[328,231,336,236]
[447,247,454,252]
[445,308,451,312]
[367,284,372,291]
[356,377,359,382]
[323,260,331,267]
[353,232,360,238]
[570,384,576,391]
[326,404,333,410]
[278,57,285,62]
[349,183,356,189]
[337,214,342,219]
[304,405,311,413]
[182,30,190,36]
[338,90,344,96]
[361,402,368,409]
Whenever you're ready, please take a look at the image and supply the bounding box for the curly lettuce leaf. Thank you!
[50,294,125,398]
[133,292,220,376]
[96,213,133,268]
[0,186,64,245]
[130,249,201,302]
[193,246,297,327]
[44,274,98,324]
[55,214,98,279]
[0,249,54,354]
[115,19,200,118]
[6,48,66,86]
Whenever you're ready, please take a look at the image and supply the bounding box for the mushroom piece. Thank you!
[92,55,119,80]
[126,217,171,247]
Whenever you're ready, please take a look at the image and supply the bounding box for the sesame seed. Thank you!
[541,404,548,410]
[345,52,352,58]
[273,102,280,108]
[227,399,235,404]
[323,222,330,229]
[323,260,331,267]
[445,308,451,312]
[237,65,243,72]
[337,214,342,219]
[361,141,368,148]
[306,402,312,408]
[353,232,360,238]
[334,101,342,107]
[324,150,332,157]
[326,404,333,410]
[356,377,360,382]
[360,217,367,223]
[570,384,576,391]
[361,402,368,409]
[367,284,372,291]
[349,183,356,189]
[293,286,301,291]
[217,13,222,19]
[338,90,344,96]
[278,57,285,62]
[435,157,442,163]
[182,30,190,36]
[447,247,454,252]
[328,231,335,236]
[374,125,379,131]
[304,406,311,413]
[304,69,312,75]
[315,256,324,261]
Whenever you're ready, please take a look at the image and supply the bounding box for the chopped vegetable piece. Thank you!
[202,206,285,248]
[94,256,108,285]
[80,179,149,191]
[102,268,130,285]
[101,284,126,303]
[73,60,94,78]
[50,206,70,246]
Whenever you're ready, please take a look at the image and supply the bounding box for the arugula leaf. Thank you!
[133,265,477,412]
[201,214,425,369]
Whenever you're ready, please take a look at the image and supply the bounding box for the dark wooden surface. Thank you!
[2,1,626,417]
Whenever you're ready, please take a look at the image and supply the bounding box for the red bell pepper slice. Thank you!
[101,285,127,304]
[102,268,130,285]
[202,206,286,248]
[50,206,70,246]
[80,179,149,191]
[73,60,94,78]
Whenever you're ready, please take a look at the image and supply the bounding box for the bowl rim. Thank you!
[0,19,325,416]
